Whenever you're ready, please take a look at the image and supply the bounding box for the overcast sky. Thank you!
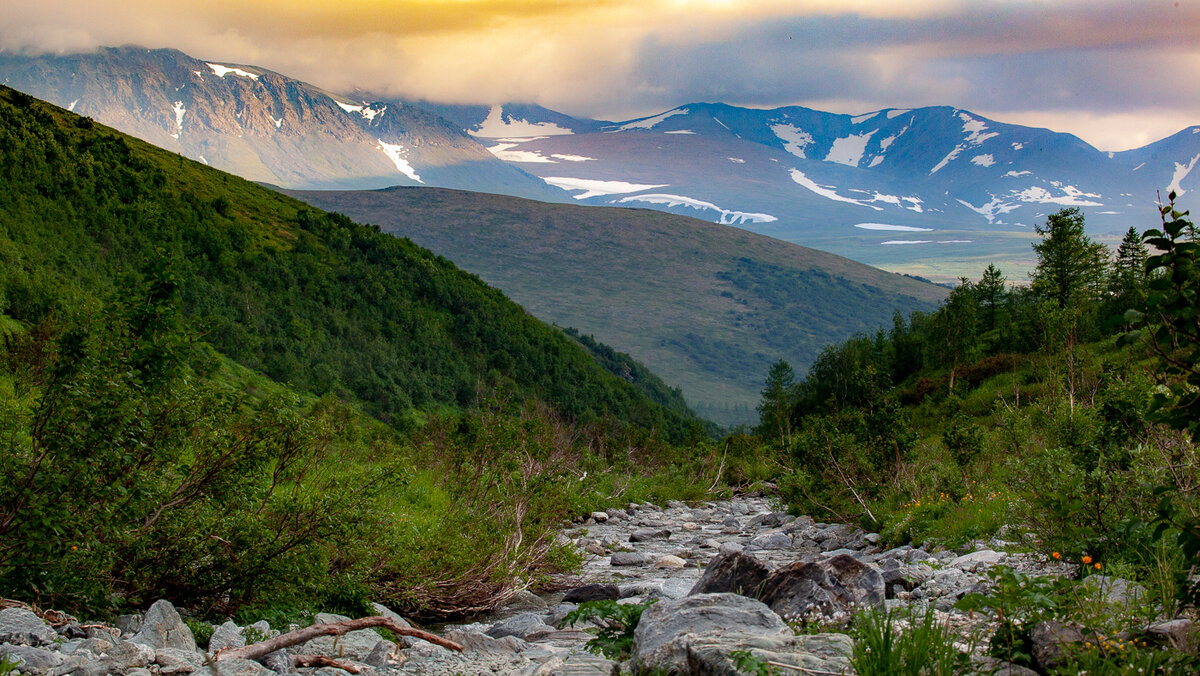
[2,0,1197,151]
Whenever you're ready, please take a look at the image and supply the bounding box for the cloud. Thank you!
[1,0,1197,150]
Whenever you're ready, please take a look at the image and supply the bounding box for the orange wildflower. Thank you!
[1082,555,1092,564]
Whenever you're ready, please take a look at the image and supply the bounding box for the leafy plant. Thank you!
[560,599,655,659]
[730,649,773,675]
[850,606,970,676]
[185,619,215,650]
[956,566,1063,667]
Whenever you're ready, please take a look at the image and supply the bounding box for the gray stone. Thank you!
[589,511,609,523]
[1030,620,1084,674]
[718,541,744,556]
[659,578,694,600]
[1082,575,1146,606]
[1146,618,1196,651]
[0,608,57,646]
[370,602,411,628]
[746,531,792,551]
[208,620,246,652]
[684,631,854,676]
[115,613,144,637]
[130,600,196,652]
[629,528,671,543]
[610,551,646,566]
[299,613,383,661]
[562,584,619,603]
[605,508,626,522]
[721,516,741,529]
[0,643,65,673]
[126,669,154,676]
[506,590,550,611]
[633,593,788,674]
[364,638,397,667]
[259,649,294,674]
[106,640,156,669]
[746,512,793,530]
[446,629,532,656]
[620,581,663,598]
[950,549,1007,572]
[758,560,848,623]
[546,603,577,628]
[826,554,885,608]
[194,658,276,676]
[155,647,205,674]
[487,613,553,640]
[689,550,770,597]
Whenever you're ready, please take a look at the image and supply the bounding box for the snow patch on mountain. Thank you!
[551,153,595,162]
[664,130,696,135]
[1005,170,1032,177]
[886,109,911,119]
[542,177,668,200]
[772,124,814,159]
[957,196,1021,224]
[932,114,999,174]
[471,105,574,137]
[851,111,880,124]
[728,157,745,164]
[68,99,78,112]
[826,130,877,167]
[788,169,883,211]
[1167,153,1200,196]
[171,100,185,137]
[1012,142,1024,150]
[1014,185,1102,207]
[867,192,925,212]
[336,101,364,114]
[616,108,688,131]
[854,223,933,232]
[486,143,556,163]
[270,115,283,128]
[376,140,422,183]
[971,154,995,167]
[617,193,777,225]
[206,63,258,80]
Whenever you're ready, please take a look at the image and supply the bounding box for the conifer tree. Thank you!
[757,359,796,445]
[975,263,1007,334]
[1031,208,1109,309]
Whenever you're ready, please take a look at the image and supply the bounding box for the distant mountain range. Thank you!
[3,46,1195,280]
[429,102,1200,280]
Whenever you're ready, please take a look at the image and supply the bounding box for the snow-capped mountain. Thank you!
[0,48,562,199]
[440,102,1200,277]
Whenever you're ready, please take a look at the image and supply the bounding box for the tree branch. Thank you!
[211,616,462,662]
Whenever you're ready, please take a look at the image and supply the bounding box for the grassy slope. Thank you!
[286,186,948,423]
[0,86,699,439]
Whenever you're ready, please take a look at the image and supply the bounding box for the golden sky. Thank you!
[3,0,1199,150]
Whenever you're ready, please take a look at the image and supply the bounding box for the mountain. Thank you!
[0,84,700,438]
[438,102,1200,281]
[285,186,947,425]
[0,47,564,199]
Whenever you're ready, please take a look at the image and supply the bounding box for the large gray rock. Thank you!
[194,658,276,676]
[630,528,671,543]
[562,584,619,603]
[1082,575,1146,606]
[207,620,246,653]
[632,593,788,673]
[685,632,854,676]
[297,612,383,661]
[154,647,205,674]
[0,644,66,673]
[486,613,553,640]
[1030,620,1083,674]
[0,608,58,646]
[106,640,156,670]
[825,554,885,608]
[130,600,196,652]
[746,531,792,551]
[949,549,1006,572]
[757,554,883,624]
[689,551,770,597]
[610,552,647,566]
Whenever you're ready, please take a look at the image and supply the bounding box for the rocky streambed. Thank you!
[0,493,1184,676]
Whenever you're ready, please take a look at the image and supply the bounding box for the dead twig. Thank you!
[293,655,363,673]
[211,616,462,662]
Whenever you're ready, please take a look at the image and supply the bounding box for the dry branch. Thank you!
[293,655,362,673]
[211,616,462,662]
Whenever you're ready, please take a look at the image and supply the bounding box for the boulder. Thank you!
[630,528,671,543]
[689,551,770,597]
[106,640,156,670]
[363,639,396,667]
[589,511,609,523]
[0,644,66,673]
[633,593,788,673]
[115,613,144,637]
[297,613,383,661]
[1082,575,1146,606]
[654,555,687,569]
[1030,620,1084,674]
[129,600,196,652]
[757,555,883,624]
[194,658,276,676]
[684,631,854,676]
[949,549,1007,572]
[154,647,205,674]
[207,620,246,652]
[1145,618,1196,652]
[486,613,553,640]
[605,508,626,522]
[825,554,885,607]
[746,531,792,551]
[610,551,647,566]
[562,584,620,603]
[0,608,58,647]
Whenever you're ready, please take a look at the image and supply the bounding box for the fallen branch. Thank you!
[293,655,362,673]
[211,616,463,662]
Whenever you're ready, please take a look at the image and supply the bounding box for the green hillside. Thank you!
[285,186,947,425]
[0,85,700,439]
